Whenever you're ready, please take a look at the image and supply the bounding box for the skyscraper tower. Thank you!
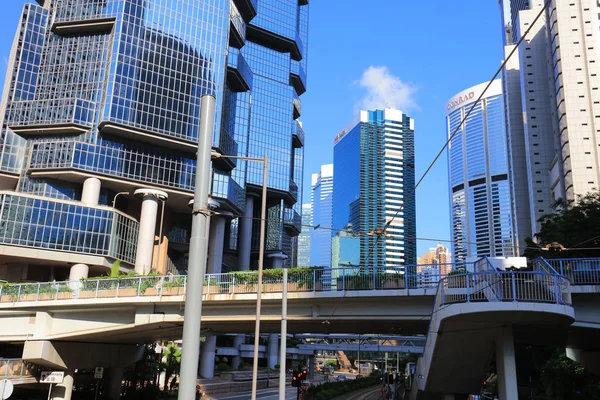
[310,164,333,267]
[446,80,516,261]
[499,0,531,45]
[297,204,312,267]
[0,0,308,282]
[500,0,600,241]
[333,109,416,270]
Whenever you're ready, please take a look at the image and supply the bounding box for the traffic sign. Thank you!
[40,371,64,384]
[0,379,13,400]
[94,367,104,379]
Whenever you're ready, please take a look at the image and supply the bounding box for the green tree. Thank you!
[523,191,600,259]
[160,342,182,391]
[540,351,600,399]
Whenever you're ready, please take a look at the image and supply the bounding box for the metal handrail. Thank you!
[438,271,571,306]
[0,265,575,305]
[544,258,600,285]
[0,265,458,303]
[0,358,36,379]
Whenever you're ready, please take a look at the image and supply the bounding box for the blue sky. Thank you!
[0,1,503,256]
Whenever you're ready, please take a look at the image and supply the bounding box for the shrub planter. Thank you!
[38,292,58,301]
[116,288,139,297]
[162,287,185,296]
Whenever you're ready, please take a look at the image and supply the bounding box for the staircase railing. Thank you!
[473,257,503,302]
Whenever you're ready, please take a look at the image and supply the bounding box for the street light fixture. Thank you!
[211,151,268,400]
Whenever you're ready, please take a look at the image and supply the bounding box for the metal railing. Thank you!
[0,266,453,304]
[545,258,600,285]
[439,271,571,306]
[0,359,37,380]
[0,264,576,305]
[473,256,503,301]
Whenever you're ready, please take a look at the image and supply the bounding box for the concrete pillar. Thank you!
[81,177,101,206]
[238,195,255,271]
[496,326,518,400]
[69,264,89,281]
[207,212,233,275]
[232,334,245,370]
[134,189,168,275]
[105,367,124,400]
[200,335,217,378]
[50,369,74,400]
[268,253,288,269]
[68,264,88,292]
[267,333,279,369]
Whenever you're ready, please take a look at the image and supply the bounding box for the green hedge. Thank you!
[303,376,380,400]
[231,267,322,287]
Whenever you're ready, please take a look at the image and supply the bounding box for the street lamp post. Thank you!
[211,152,268,400]
[178,95,216,400]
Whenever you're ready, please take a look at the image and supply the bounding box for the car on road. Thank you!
[336,375,346,382]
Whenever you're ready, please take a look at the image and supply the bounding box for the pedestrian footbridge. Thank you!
[1,258,600,400]
[410,258,578,399]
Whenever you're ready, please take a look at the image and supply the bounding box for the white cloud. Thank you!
[355,66,417,112]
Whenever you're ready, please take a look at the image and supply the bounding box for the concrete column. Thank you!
[134,189,168,275]
[69,264,89,281]
[267,253,288,269]
[232,334,245,370]
[50,369,74,400]
[81,177,101,206]
[238,195,255,271]
[68,264,89,292]
[105,367,124,400]
[207,212,232,274]
[496,326,518,400]
[267,333,278,369]
[200,335,217,379]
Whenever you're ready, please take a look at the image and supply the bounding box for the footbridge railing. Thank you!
[439,271,571,306]
[0,359,38,380]
[0,265,451,304]
[544,258,600,285]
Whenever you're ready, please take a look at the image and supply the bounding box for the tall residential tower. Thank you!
[333,109,416,270]
[0,0,308,280]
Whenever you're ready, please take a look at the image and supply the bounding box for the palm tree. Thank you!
[160,342,182,391]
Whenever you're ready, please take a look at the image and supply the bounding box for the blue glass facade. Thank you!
[333,109,416,271]
[297,203,311,267]
[0,0,308,275]
[446,80,515,262]
[499,0,530,45]
[310,164,333,267]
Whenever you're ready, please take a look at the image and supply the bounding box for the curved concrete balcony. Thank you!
[411,271,574,399]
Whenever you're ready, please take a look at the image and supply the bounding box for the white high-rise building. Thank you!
[501,0,600,240]
[310,164,334,267]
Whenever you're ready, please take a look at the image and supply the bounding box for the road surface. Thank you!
[206,386,300,400]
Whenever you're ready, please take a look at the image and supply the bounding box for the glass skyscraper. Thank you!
[310,164,333,267]
[0,0,308,281]
[447,80,515,262]
[297,203,311,267]
[499,0,530,45]
[332,109,416,270]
